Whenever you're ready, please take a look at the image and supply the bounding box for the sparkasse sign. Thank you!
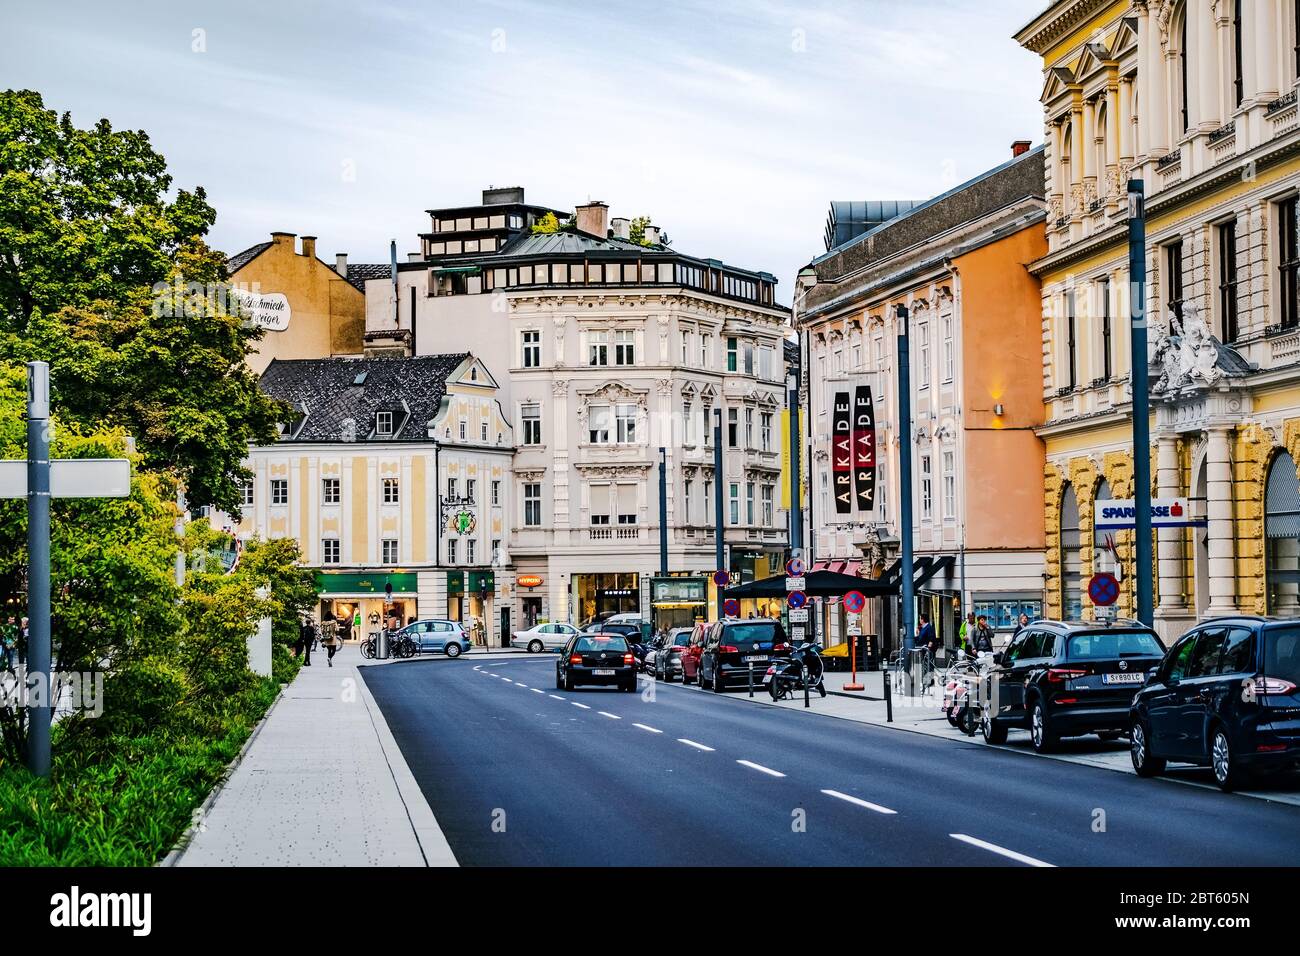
[1094,497,1206,531]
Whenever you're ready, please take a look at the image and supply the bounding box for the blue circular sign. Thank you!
[787,590,807,610]
[722,598,740,617]
[1088,572,1120,607]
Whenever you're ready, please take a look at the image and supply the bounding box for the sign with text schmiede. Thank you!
[1094,498,1206,531]
[232,288,291,332]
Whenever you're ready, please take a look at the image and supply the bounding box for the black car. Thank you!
[699,618,789,693]
[1130,616,1300,790]
[981,619,1165,752]
[555,633,638,692]
[592,621,653,669]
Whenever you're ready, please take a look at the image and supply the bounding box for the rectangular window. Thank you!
[588,405,611,444]
[491,539,501,564]
[743,342,754,375]
[700,333,711,367]
[614,329,635,365]
[1279,197,1299,330]
[1065,290,1078,389]
[683,478,693,524]
[704,480,713,524]
[683,399,694,444]
[759,346,773,380]
[382,538,399,564]
[448,477,457,499]
[942,450,955,518]
[241,479,255,508]
[524,483,542,526]
[458,419,467,440]
[491,480,501,505]
[448,539,458,564]
[726,337,738,372]
[727,408,738,447]
[481,420,488,442]
[522,329,541,368]
[271,479,288,506]
[761,412,772,451]
[729,483,740,525]
[1166,239,1185,325]
[382,478,399,504]
[744,408,754,448]
[615,403,636,443]
[589,331,609,366]
[616,484,637,526]
[1099,277,1112,380]
[521,404,541,445]
[1218,219,1239,343]
[466,478,476,502]
[703,403,713,446]
[681,330,691,364]
[376,410,393,437]
[322,538,340,564]
[467,539,476,564]
[762,484,774,526]
[920,455,933,519]
[745,482,755,525]
[322,478,340,505]
[917,323,930,388]
[941,315,954,383]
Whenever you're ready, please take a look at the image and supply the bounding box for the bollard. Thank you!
[884,660,893,723]
[748,662,754,698]
[803,662,810,709]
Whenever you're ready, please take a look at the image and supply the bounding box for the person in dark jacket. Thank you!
[298,617,314,666]
[916,613,938,661]
[972,615,995,653]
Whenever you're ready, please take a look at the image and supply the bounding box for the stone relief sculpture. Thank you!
[1149,302,1224,393]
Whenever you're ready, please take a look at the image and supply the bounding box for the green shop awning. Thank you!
[315,571,419,595]
[432,264,482,274]
[447,570,494,595]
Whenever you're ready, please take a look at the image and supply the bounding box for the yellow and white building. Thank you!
[1017,0,1300,639]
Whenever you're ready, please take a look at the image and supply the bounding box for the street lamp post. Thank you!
[896,304,915,655]
[658,446,668,578]
[1129,179,1154,626]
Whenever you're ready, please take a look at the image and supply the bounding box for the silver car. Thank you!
[400,619,472,657]
[511,621,580,653]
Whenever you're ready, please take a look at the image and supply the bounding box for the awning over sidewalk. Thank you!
[810,559,862,576]
[723,568,892,598]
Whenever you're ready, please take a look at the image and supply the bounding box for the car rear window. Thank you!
[575,636,629,652]
[1066,631,1164,660]
[1264,626,1300,685]
[672,632,691,646]
[723,622,784,644]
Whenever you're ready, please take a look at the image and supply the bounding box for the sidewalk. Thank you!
[172,645,456,866]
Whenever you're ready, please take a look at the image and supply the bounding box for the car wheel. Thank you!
[526,639,542,653]
[1030,700,1058,753]
[713,670,726,693]
[1130,719,1165,777]
[555,669,563,690]
[1211,727,1247,792]
[563,674,574,692]
[445,642,462,658]
[981,712,1008,745]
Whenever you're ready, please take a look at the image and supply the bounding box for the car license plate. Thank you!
[592,668,615,676]
[742,655,769,664]
[1103,672,1143,684]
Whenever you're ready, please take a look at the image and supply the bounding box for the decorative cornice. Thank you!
[1015,0,1113,55]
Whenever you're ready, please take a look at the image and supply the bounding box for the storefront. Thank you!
[516,573,545,629]
[447,569,495,647]
[316,571,418,643]
[648,576,708,633]
[573,572,639,623]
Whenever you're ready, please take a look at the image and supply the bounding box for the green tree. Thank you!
[0,89,283,512]
[530,211,561,234]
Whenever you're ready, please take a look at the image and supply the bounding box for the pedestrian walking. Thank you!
[321,620,342,667]
[972,615,995,654]
[916,612,938,663]
[958,611,976,655]
[298,616,314,666]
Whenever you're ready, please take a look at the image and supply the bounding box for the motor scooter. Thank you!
[765,641,827,701]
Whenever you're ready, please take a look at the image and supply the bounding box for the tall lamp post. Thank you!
[1128,179,1154,625]
[896,304,915,654]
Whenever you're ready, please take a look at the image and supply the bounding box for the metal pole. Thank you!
[1128,179,1154,627]
[25,362,52,777]
[658,446,668,577]
[896,305,915,655]
[713,409,724,574]
[788,368,803,557]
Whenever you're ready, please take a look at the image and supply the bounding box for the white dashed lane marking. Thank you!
[736,760,785,778]
[821,789,897,815]
[632,723,662,734]
[571,702,591,710]
[949,833,1054,868]
[549,695,566,701]
[597,711,622,720]
[677,739,714,752]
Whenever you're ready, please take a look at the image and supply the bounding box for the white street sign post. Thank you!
[3,363,131,776]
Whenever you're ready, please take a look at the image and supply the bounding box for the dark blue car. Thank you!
[1130,616,1300,790]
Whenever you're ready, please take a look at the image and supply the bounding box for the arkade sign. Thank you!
[832,390,852,515]
[852,386,875,512]
[1094,497,1206,531]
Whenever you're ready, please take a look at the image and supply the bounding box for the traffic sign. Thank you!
[788,607,809,623]
[713,569,730,587]
[846,614,862,636]
[1088,572,1120,607]
[842,590,866,614]
[785,556,806,577]
[786,590,807,610]
[722,598,740,617]
[791,625,806,640]
[785,576,806,591]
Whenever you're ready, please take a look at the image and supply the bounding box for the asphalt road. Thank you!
[361,656,1300,866]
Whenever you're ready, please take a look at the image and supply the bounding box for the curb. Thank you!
[159,681,289,867]
[355,668,459,867]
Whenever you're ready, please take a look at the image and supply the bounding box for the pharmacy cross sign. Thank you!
[4,363,131,777]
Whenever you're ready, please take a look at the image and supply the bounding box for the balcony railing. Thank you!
[1267,90,1298,116]
[1155,151,1182,171]
[1208,121,1236,143]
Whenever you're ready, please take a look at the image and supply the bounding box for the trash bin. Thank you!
[374,629,389,660]
[909,650,928,696]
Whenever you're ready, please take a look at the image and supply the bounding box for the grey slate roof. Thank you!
[226,241,272,273]
[497,230,662,257]
[258,354,470,443]
[341,263,392,293]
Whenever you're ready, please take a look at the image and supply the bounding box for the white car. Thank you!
[511,622,580,653]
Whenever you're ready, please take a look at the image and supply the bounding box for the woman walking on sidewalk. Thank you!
[321,620,342,667]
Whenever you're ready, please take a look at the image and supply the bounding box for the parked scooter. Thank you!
[765,641,827,701]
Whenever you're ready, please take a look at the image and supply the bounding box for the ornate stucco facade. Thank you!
[1018,0,1300,639]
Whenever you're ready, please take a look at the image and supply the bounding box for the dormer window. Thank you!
[376,410,394,437]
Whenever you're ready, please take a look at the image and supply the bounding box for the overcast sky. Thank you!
[2,0,1046,303]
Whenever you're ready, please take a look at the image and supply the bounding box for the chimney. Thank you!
[1011,140,1032,158]
[610,217,631,240]
[335,253,348,277]
[575,201,609,238]
[300,235,317,258]
[270,231,295,247]
[643,225,661,246]
[482,185,525,205]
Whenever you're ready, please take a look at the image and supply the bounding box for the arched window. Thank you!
[1061,484,1083,619]
[1266,452,1300,614]
[1095,102,1108,188]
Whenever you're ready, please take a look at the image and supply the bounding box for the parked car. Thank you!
[681,621,712,684]
[587,620,653,669]
[653,627,693,682]
[398,619,473,658]
[511,621,579,653]
[698,618,790,692]
[555,633,638,692]
[981,619,1165,752]
[1130,616,1300,790]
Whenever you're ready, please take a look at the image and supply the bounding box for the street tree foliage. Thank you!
[0,89,283,513]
